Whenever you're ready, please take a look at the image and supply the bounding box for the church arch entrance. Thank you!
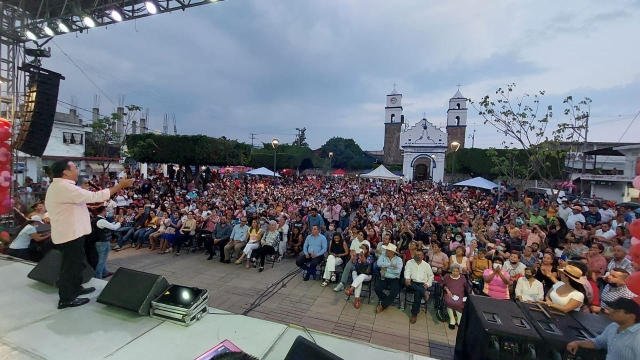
[412,157,432,181]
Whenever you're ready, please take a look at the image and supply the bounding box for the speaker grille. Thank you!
[14,71,62,157]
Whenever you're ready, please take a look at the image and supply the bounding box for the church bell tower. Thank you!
[446,88,467,151]
[383,88,403,166]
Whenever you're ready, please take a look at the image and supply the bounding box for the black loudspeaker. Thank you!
[14,67,63,157]
[27,249,94,286]
[518,302,606,360]
[570,311,613,338]
[284,336,343,360]
[454,296,541,360]
[97,268,170,316]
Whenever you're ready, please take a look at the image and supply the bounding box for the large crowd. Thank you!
[3,168,640,342]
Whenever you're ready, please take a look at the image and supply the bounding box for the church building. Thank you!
[380,88,467,182]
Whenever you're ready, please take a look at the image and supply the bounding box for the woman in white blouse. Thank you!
[515,267,544,303]
[538,264,586,313]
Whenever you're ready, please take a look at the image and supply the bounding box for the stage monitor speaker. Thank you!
[518,302,606,360]
[570,311,613,338]
[97,268,170,316]
[454,296,541,360]
[14,67,63,157]
[27,249,93,286]
[284,336,343,360]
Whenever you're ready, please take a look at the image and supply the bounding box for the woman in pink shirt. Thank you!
[586,243,607,278]
[483,257,511,300]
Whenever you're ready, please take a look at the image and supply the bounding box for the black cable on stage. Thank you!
[242,267,302,316]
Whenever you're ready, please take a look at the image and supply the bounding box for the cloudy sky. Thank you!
[45,0,640,150]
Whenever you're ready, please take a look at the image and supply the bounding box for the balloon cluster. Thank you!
[626,175,640,305]
[0,118,12,215]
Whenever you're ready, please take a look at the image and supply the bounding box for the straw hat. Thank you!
[559,265,587,285]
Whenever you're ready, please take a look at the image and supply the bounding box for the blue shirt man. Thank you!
[296,225,327,281]
[374,243,403,312]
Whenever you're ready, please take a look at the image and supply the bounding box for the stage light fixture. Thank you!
[145,1,158,14]
[109,9,123,22]
[83,15,96,28]
[43,25,55,37]
[58,21,70,33]
[25,30,38,41]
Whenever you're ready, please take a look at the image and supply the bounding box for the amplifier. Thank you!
[517,303,606,360]
[454,295,541,360]
[150,285,209,326]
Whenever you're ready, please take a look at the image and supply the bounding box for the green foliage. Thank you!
[473,84,590,187]
[126,133,251,166]
[250,143,319,171]
[445,148,565,180]
[319,137,374,170]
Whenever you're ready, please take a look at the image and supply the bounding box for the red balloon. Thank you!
[626,271,640,296]
[0,166,10,189]
[0,122,10,143]
[0,203,8,215]
[630,244,640,264]
[630,220,640,240]
[0,142,10,166]
[0,118,9,126]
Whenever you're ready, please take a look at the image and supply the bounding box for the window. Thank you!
[455,116,461,126]
[390,114,395,123]
[63,132,84,145]
[456,103,461,109]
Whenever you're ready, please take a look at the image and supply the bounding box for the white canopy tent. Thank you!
[360,165,402,181]
[247,167,281,177]
[454,177,499,190]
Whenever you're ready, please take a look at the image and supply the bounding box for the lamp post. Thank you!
[271,138,279,177]
[450,141,460,180]
[328,151,334,170]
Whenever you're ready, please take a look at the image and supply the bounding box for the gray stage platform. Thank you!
[0,257,437,360]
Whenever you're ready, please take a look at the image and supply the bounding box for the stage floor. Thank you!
[0,258,438,360]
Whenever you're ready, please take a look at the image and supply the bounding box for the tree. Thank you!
[320,137,373,170]
[475,84,590,194]
[486,147,533,192]
[85,104,142,178]
[248,143,319,171]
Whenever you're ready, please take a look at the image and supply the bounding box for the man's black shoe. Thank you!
[222,260,231,264]
[58,298,90,309]
[79,287,95,295]
[207,255,214,260]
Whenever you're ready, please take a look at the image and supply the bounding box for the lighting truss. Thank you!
[2,0,225,42]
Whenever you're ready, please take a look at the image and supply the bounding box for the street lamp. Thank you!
[328,152,334,169]
[450,141,460,178]
[271,139,279,177]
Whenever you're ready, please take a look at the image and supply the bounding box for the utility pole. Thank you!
[580,112,589,196]
[249,133,258,153]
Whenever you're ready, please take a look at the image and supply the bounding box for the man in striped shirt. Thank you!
[601,269,637,310]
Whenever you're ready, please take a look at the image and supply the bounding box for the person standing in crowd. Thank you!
[601,269,637,309]
[567,298,640,359]
[45,159,133,309]
[92,206,120,279]
[374,243,403,313]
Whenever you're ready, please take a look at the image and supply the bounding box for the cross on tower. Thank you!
[393,83,397,91]
[456,83,462,90]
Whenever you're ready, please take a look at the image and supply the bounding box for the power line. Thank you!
[51,40,117,107]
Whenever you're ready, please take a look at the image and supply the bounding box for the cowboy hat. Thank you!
[382,243,398,253]
[559,265,587,285]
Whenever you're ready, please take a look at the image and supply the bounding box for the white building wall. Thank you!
[402,151,445,183]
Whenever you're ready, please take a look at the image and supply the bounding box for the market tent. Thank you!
[247,167,281,177]
[454,177,499,190]
[360,165,402,181]
[331,169,347,177]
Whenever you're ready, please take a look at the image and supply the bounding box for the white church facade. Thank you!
[380,89,468,183]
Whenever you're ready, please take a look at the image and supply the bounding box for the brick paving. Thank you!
[107,247,457,359]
